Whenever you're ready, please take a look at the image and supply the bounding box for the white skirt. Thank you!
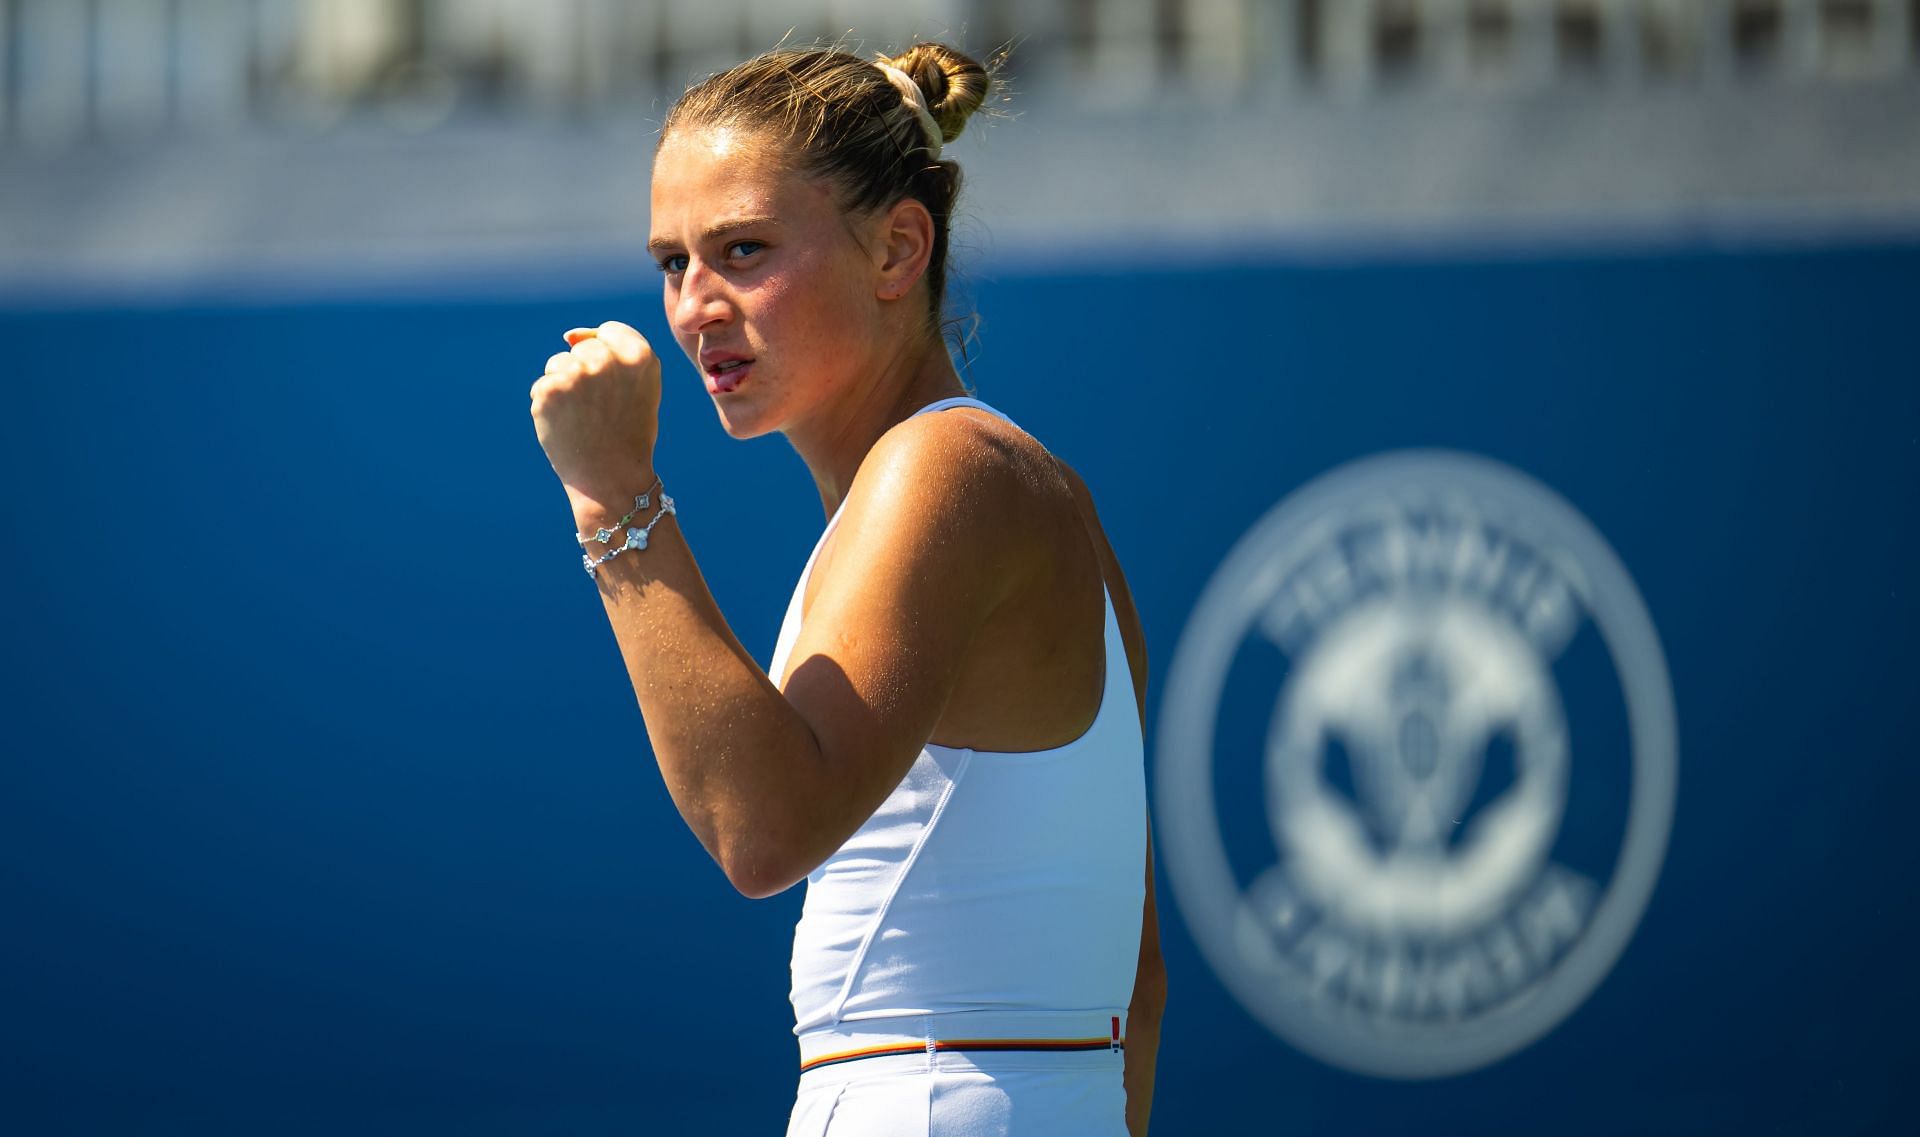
[786,1011,1130,1137]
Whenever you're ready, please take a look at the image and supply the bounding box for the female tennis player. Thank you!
[529,41,1164,1136]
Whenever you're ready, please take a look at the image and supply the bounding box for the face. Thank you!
[649,123,887,439]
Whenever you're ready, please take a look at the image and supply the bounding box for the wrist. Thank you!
[571,468,675,579]
[565,463,659,520]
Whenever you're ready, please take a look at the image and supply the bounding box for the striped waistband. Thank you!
[798,1010,1127,1074]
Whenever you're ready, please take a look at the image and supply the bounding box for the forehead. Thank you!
[650,123,838,235]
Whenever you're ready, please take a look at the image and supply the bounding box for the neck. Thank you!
[785,332,968,522]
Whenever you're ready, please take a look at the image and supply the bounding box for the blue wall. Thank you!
[2,241,1914,1134]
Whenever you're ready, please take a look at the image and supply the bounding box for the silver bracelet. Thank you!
[575,475,665,546]
[582,488,676,578]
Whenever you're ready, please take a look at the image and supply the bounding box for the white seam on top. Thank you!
[824,748,974,1024]
[913,395,1015,429]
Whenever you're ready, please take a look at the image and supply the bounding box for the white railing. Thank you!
[2,0,1915,146]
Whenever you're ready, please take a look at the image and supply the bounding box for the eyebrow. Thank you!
[647,216,780,253]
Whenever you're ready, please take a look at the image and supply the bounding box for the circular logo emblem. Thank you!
[1156,450,1677,1079]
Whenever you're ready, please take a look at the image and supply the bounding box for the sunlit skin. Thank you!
[528,118,1166,1136]
[648,122,967,519]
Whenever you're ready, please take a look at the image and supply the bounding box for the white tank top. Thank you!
[767,396,1147,1034]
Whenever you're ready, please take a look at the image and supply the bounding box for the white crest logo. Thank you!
[1156,451,1677,1079]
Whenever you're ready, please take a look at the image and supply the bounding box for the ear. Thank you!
[872,197,935,303]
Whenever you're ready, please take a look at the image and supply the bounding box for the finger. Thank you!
[595,320,649,365]
[545,351,582,377]
[564,327,597,345]
[570,336,615,370]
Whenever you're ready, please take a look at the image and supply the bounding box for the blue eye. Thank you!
[728,240,765,259]
[657,253,688,274]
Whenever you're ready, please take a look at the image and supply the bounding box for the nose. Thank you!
[670,259,733,339]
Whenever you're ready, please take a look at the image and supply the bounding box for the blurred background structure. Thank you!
[3,3,1916,1136]
[3,0,1919,294]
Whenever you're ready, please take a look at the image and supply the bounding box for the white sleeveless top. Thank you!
[767,396,1148,1035]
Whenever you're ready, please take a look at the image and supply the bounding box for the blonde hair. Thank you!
[661,42,995,325]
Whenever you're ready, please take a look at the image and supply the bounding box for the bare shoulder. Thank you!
[876,408,1149,725]
[864,405,1073,511]
[845,407,1076,570]
[820,408,1064,615]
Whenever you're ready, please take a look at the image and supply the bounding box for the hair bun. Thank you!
[882,42,990,145]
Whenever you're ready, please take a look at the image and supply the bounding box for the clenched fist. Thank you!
[530,320,662,500]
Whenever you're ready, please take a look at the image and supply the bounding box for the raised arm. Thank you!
[531,323,1042,898]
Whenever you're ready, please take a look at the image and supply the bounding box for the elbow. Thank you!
[717,841,809,900]
[711,730,833,900]
[724,866,794,901]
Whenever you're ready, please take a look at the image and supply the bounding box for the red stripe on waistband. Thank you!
[800,1035,1126,1073]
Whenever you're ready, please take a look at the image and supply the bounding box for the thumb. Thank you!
[563,327,596,345]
